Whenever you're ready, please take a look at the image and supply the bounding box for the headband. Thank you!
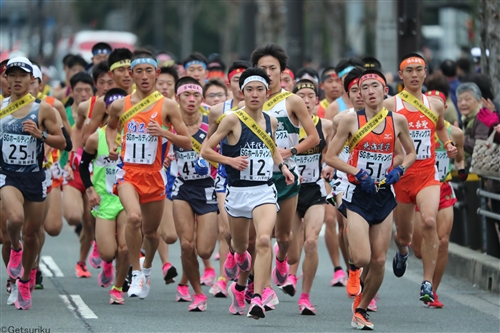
[92,49,111,56]
[358,73,386,87]
[184,60,207,70]
[105,94,126,108]
[177,83,203,95]
[347,78,359,92]
[338,66,354,78]
[399,57,426,71]
[131,58,157,70]
[426,90,446,106]
[293,82,317,94]
[321,72,339,82]
[228,68,245,81]
[109,59,131,72]
[241,75,269,90]
[282,68,295,80]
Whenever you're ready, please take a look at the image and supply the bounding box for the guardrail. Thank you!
[477,176,500,254]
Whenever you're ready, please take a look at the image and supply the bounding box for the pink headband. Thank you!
[176,84,203,95]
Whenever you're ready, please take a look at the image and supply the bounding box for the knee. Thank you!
[180,240,195,255]
[351,252,370,268]
[165,234,178,245]
[396,231,412,246]
[117,244,129,259]
[22,231,38,245]
[414,247,422,259]
[197,248,212,260]
[256,235,271,251]
[7,212,24,228]
[422,216,437,230]
[127,213,142,230]
[324,214,336,227]
[303,237,318,255]
[370,253,386,269]
[438,236,449,252]
[45,224,62,237]
[100,251,115,263]
[276,230,291,244]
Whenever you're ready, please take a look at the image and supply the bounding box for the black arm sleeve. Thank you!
[79,150,95,189]
[62,127,73,152]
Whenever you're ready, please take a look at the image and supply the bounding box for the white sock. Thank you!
[142,267,152,277]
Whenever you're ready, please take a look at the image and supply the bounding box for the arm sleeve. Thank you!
[79,150,95,189]
[61,127,73,152]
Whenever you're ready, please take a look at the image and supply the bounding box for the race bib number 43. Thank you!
[2,134,37,165]
[410,129,431,160]
[124,133,157,164]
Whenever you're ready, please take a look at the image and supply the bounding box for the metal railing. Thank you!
[477,176,500,253]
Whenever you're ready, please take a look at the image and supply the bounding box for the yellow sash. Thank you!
[263,91,293,112]
[216,107,241,125]
[348,108,389,152]
[235,110,275,155]
[299,115,320,140]
[320,99,330,111]
[119,91,163,128]
[0,94,36,120]
[199,106,210,116]
[190,136,217,168]
[398,91,438,125]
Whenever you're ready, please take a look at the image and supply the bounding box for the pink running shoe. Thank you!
[367,298,378,312]
[245,281,254,304]
[89,241,102,269]
[162,262,178,284]
[228,282,246,315]
[109,288,124,305]
[15,280,31,310]
[29,268,37,292]
[188,293,207,312]
[209,277,228,298]
[262,287,279,311]
[200,267,216,286]
[176,285,192,302]
[235,251,252,272]
[298,298,316,315]
[331,269,347,287]
[272,243,289,286]
[213,252,220,260]
[280,274,297,297]
[224,252,238,280]
[7,245,23,280]
[98,261,115,288]
[247,297,265,319]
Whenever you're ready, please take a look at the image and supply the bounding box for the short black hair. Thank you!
[439,59,457,78]
[296,67,320,84]
[107,48,133,69]
[321,66,337,82]
[399,52,425,65]
[358,69,387,85]
[92,42,112,55]
[131,49,155,62]
[62,54,74,66]
[239,67,271,90]
[203,78,228,97]
[336,57,365,76]
[228,60,251,75]
[463,73,495,101]
[182,52,208,69]
[251,43,288,72]
[456,57,471,75]
[159,66,179,83]
[92,61,110,83]
[67,55,88,69]
[343,66,366,94]
[207,53,226,72]
[175,76,202,93]
[293,79,318,95]
[70,72,94,90]
[363,56,382,70]
[425,73,450,98]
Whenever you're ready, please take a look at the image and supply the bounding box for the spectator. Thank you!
[456,57,471,80]
[463,73,500,114]
[440,59,461,112]
[425,73,459,126]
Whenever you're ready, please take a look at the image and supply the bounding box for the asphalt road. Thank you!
[0,223,498,333]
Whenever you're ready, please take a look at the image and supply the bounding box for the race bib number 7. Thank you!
[410,129,431,160]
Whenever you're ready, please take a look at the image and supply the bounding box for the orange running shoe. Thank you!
[351,308,374,330]
[346,267,362,298]
[75,262,91,278]
[352,292,362,314]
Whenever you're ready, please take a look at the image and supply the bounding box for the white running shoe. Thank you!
[139,274,151,299]
[7,283,18,305]
[128,272,144,298]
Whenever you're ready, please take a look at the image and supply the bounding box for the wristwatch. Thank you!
[278,162,288,171]
[400,165,407,175]
[41,130,48,142]
[290,147,298,156]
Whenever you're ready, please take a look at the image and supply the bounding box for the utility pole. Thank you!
[479,0,500,103]
[397,0,422,62]
[286,0,304,70]
[239,0,257,60]
[38,0,45,61]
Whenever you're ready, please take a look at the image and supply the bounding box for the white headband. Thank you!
[241,75,269,90]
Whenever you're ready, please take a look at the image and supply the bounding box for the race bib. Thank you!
[435,151,449,181]
[105,167,118,194]
[240,148,273,181]
[2,134,37,165]
[51,161,63,179]
[356,151,393,182]
[176,150,203,180]
[410,129,432,160]
[204,187,217,204]
[124,133,158,164]
[296,154,320,183]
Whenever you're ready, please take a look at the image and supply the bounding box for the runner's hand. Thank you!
[163,154,175,168]
[22,120,43,139]
[283,167,295,185]
[445,143,458,159]
[64,164,74,181]
[148,121,165,137]
[86,187,100,208]
[108,145,119,161]
[230,156,249,171]
[385,166,404,185]
[322,165,334,181]
[355,169,376,194]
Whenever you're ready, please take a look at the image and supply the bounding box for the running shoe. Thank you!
[35,270,44,290]
[224,252,238,280]
[75,222,82,236]
[123,266,132,292]
[109,288,124,305]
[127,272,144,298]
[351,309,374,330]
[6,280,11,294]
[262,287,279,311]
[29,268,37,292]
[7,282,18,305]
[245,281,254,304]
[424,292,443,309]
[213,252,220,260]
[200,267,216,286]
[188,293,207,312]
[272,244,289,286]
[15,280,31,310]
[392,251,408,278]
[331,269,347,287]
[346,267,362,298]
[247,296,265,319]
[89,241,102,269]
[7,245,23,279]
[162,262,178,284]
[98,261,115,288]
[352,292,362,314]
[419,280,434,303]
[75,262,92,278]
[139,274,151,299]
[209,276,228,298]
[228,282,246,315]
[176,284,192,302]
[280,274,297,297]
[298,298,316,315]
[367,293,378,312]
[235,251,252,272]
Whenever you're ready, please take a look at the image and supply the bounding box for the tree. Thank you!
[479,0,500,103]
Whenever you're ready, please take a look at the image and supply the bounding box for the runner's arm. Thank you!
[392,140,404,167]
[83,98,106,143]
[105,99,123,156]
[207,102,223,138]
[290,95,320,154]
[433,100,456,157]
[72,101,88,150]
[162,98,192,150]
[325,100,339,122]
[201,115,237,165]
[53,99,72,135]
[40,103,66,150]
[451,125,465,170]
[324,114,359,176]
[79,132,98,189]
[395,114,416,170]
[52,107,72,152]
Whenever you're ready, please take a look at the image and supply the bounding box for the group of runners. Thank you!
[1,41,468,330]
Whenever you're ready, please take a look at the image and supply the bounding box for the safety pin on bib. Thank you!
[376,178,386,192]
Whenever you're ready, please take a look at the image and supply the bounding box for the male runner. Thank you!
[86,42,112,74]
[384,53,457,302]
[53,55,88,106]
[201,67,295,319]
[318,67,342,119]
[280,68,295,92]
[183,53,208,86]
[203,79,228,107]
[106,50,191,299]
[157,66,179,100]
[325,69,416,330]
[1,57,66,310]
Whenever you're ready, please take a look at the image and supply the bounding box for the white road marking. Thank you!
[59,295,98,319]
[319,223,326,236]
[41,255,64,277]
[38,262,53,277]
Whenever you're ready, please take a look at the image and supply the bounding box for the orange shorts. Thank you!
[393,167,440,204]
[416,181,456,212]
[52,176,63,190]
[114,167,166,204]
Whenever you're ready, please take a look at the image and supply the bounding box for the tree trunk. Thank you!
[480,0,500,103]
[325,0,345,65]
